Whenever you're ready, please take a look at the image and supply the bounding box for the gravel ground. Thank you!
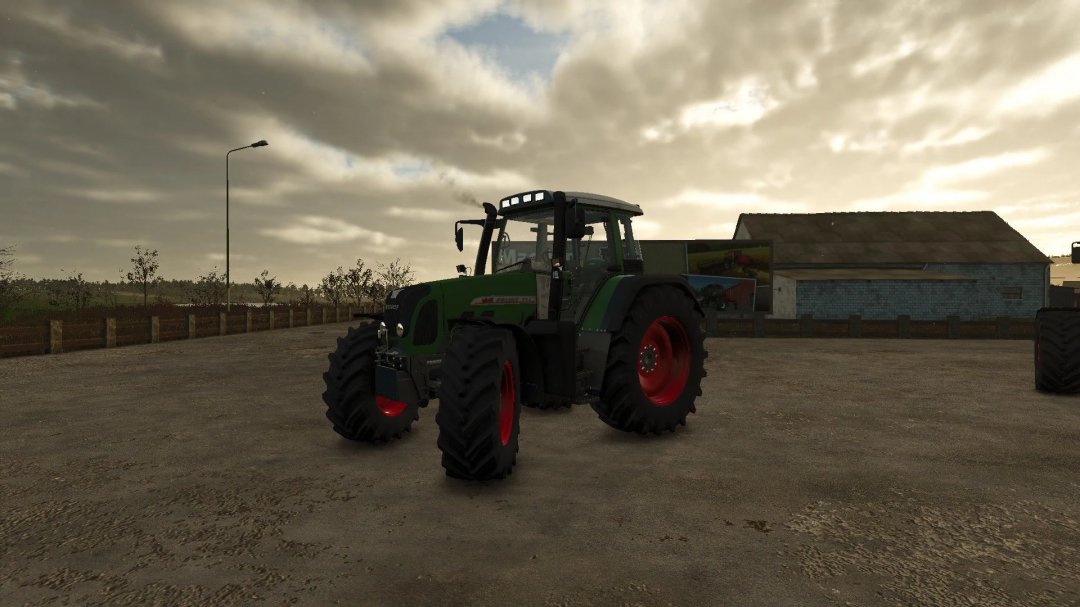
[1,325,1078,607]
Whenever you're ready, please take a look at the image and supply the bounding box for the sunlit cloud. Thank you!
[662,190,808,213]
[901,126,994,154]
[156,1,370,73]
[919,149,1050,186]
[260,216,405,246]
[386,207,455,222]
[995,52,1080,117]
[849,189,990,212]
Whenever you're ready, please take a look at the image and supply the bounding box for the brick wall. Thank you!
[791,263,1047,320]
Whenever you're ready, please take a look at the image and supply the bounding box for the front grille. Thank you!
[412,299,439,346]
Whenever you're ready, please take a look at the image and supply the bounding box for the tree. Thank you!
[0,245,30,310]
[47,269,94,311]
[97,279,120,308]
[287,282,319,308]
[189,267,227,305]
[319,267,347,307]
[253,270,281,305]
[122,246,160,306]
[344,258,374,306]
[370,258,415,303]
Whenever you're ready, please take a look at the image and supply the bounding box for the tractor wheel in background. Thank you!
[322,322,419,442]
[593,286,707,435]
[1034,308,1080,394]
[436,325,522,480]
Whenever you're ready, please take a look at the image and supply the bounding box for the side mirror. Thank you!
[456,264,467,275]
[455,225,464,252]
[1073,241,1080,264]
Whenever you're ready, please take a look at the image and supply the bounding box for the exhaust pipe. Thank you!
[473,202,498,276]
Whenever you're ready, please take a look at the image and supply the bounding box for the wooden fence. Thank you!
[704,312,1036,339]
[0,305,384,358]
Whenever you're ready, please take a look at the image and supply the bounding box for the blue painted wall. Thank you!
[794,263,1048,320]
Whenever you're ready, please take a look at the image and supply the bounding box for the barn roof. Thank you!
[733,211,1051,264]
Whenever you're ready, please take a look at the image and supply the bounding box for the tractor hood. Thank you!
[383,272,546,354]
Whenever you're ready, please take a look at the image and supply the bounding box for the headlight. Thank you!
[396,322,405,337]
[378,321,387,339]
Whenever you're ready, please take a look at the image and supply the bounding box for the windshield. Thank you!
[492,206,611,273]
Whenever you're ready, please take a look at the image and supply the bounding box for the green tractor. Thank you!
[322,190,708,480]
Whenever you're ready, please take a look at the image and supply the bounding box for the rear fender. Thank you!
[596,275,705,332]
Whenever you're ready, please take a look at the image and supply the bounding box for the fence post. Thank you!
[753,313,766,338]
[322,307,328,324]
[947,315,960,339]
[219,312,227,336]
[49,320,63,354]
[102,317,116,348]
[848,314,861,338]
[150,316,160,343]
[897,314,910,338]
[187,314,196,339]
[246,309,252,333]
[997,317,1010,339]
[268,309,275,330]
[801,314,813,338]
[289,309,294,328]
[306,308,311,326]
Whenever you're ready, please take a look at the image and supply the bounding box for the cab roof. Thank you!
[497,190,643,217]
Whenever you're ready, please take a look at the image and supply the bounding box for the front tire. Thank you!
[322,322,419,442]
[436,325,522,480]
[593,286,707,434]
[1035,309,1080,394]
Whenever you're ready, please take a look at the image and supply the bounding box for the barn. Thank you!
[732,211,1052,321]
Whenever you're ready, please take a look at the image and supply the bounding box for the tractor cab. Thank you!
[487,190,644,322]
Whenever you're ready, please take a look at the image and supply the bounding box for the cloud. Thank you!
[93,238,151,248]
[386,207,455,222]
[17,7,164,63]
[0,161,29,177]
[995,52,1080,118]
[849,189,990,212]
[156,1,370,73]
[901,126,994,154]
[245,117,530,191]
[662,190,808,213]
[260,216,406,246]
[0,68,101,110]
[919,149,1050,186]
[62,189,163,203]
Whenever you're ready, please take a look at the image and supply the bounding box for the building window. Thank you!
[1002,287,1022,301]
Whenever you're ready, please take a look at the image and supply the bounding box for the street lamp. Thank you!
[226,140,268,311]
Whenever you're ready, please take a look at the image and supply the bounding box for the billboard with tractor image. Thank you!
[639,239,774,315]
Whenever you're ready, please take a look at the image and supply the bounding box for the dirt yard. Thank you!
[1,326,1078,606]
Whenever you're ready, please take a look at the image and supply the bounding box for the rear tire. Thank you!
[436,325,522,480]
[322,322,419,442]
[1034,308,1080,394]
[593,286,707,434]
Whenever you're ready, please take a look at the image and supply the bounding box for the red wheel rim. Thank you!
[499,361,515,445]
[638,316,691,406]
[376,396,408,417]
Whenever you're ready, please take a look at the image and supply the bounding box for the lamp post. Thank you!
[226,140,268,311]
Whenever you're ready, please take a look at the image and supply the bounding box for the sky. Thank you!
[1,0,1079,287]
